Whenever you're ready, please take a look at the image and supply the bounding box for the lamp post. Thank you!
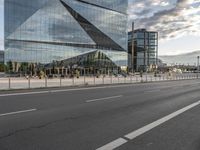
[131,22,135,73]
[197,56,200,77]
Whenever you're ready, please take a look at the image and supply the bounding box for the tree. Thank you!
[20,62,29,75]
[7,61,13,73]
[0,63,5,72]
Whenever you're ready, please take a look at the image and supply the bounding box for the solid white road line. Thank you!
[96,138,127,150]
[0,85,133,97]
[144,89,161,93]
[0,109,37,117]
[0,91,50,97]
[86,95,123,103]
[125,100,200,140]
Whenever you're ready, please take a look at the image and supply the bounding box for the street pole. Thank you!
[131,22,135,74]
[197,56,200,78]
[156,32,159,73]
[143,30,148,78]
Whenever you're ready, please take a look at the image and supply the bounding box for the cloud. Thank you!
[128,0,200,40]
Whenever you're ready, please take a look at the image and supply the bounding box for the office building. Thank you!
[4,0,128,73]
[128,29,158,72]
[0,50,4,64]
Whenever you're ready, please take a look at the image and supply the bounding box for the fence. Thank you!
[0,73,199,90]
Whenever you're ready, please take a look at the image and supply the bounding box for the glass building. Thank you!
[0,51,4,64]
[4,0,128,73]
[128,29,158,72]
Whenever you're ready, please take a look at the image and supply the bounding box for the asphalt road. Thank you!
[0,79,200,150]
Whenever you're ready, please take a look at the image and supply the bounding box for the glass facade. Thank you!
[128,29,158,72]
[4,0,128,69]
[0,51,4,63]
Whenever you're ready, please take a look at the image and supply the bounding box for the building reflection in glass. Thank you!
[4,0,128,73]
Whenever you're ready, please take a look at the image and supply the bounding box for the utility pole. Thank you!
[197,56,200,78]
[156,32,159,72]
[131,22,135,73]
[144,30,146,72]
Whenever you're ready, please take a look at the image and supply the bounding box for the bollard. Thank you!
[45,77,47,88]
[60,77,62,87]
[84,75,86,85]
[84,69,86,85]
[146,74,148,82]
[72,77,75,86]
[28,77,31,89]
[8,78,11,89]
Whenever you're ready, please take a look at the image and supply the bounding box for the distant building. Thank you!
[0,51,4,63]
[157,59,167,68]
[128,29,158,72]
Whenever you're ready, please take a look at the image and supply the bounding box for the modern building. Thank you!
[0,50,4,64]
[128,29,158,72]
[4,0,128,74]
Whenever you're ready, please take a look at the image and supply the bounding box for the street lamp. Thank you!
[197,56,200,73]
[131,22,135,73]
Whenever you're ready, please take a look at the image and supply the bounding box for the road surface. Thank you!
[0,79,200,150]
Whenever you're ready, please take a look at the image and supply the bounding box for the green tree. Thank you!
[7,61,13,73]
[0,63,5,72]
[20,62,29,75]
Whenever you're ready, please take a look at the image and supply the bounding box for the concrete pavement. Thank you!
[0,79,200,150]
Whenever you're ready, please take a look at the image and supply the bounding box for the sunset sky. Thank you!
[0,0,200,55]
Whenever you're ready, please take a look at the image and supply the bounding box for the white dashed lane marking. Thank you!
[0,109,37,117]
[86,95,123,103]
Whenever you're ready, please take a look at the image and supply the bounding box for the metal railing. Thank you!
[0,73,199,90]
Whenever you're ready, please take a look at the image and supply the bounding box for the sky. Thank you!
[0,0,200,55]
[128,0,200,55]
